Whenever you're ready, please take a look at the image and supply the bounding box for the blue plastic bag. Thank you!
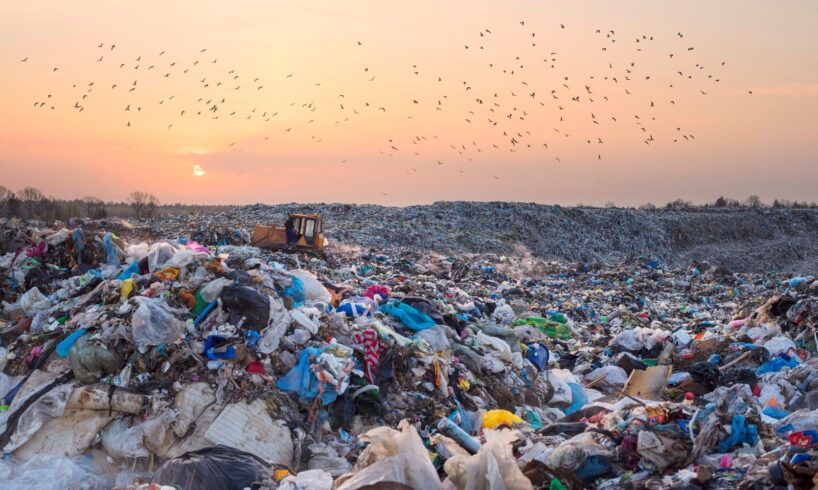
[117,261,141,281]
[564,382,588,415]
[73,228,86,265]
[103,233,120,266]
[204,335,235,361]
[283,275,306,307]
[379,302,435,331]
[757,353,799,375]
[762,406,790,420]
[526,343,549,372]
[717,415,759,452]
[276,346,338,405]
[56,328,87,358]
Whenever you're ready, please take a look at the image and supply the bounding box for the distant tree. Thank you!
[81,196,107,219]
[0,185,13,215]
[638,202,657,210]
[604,201,616,208]
[665,198,692,210]
[5,196,21,217]
[18,186,44,218]
[127,191,159,219]
[745,195,763,208]
[714,196,727,208]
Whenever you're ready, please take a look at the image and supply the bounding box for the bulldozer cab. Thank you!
[251,213,327,254]
[289,214,321,246]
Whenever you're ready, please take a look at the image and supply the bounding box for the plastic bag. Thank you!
[526,343,549,372]
[279,469,333,490]
[444,429,533,490]
[221,285,270,331]
[307,443,353,477]
[164,249,209,269]
[379,302,436,331]
[103,233,121,266]
[102,417,149,459]
[19,287,51,316]
[336,420,439,490]
[291,307,321,334]
[199,277,233,303]
[492,303,516,324]
[414,326,452,352]
[277,346,338,405]
[131,297,184,351]
[153,445,270,490]
[146,242,179,272]
[283,275,306,307]
[290,270,332,304]
[125,243,150,263]
[0,454,107,490]
[564,382,589,415]
[585,366,628,388]
[258,295,291,354]
[68,334,124,384]
[482,409,525,430]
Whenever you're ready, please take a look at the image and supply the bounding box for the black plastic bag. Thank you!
[221,285,270,331]
[153,445,270,490]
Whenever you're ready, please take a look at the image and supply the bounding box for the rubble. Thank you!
[0,215,817,489]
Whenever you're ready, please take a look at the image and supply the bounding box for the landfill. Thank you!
[0,213,817,490]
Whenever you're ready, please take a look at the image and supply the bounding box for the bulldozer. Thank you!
[250,213,328,254]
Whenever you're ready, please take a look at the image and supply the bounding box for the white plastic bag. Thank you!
[131,297,184,351]
[102,417,149,459]
[163,249,209,269]
[291,307,321,334]
[492,304,516,325]
[444,429,533,490]
[199,277,234,303]
[258,296,291,354]
[335,419,440,490]
[146,242,179,272]
[19,287,51,316]
[279,469,333,490]
[125,243,151,263]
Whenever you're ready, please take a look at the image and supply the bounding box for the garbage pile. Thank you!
[0,216,817,489]
[142,203,818,274]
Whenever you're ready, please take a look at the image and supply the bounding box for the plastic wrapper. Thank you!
[131,296,185,351]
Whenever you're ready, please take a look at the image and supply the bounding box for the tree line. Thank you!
[0,186,192,221]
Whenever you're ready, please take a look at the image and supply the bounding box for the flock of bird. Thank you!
[22,21,747,178]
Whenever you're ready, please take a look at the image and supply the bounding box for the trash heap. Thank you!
[0,216,817,489]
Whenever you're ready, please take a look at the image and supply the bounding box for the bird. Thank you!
[20,57,28,62]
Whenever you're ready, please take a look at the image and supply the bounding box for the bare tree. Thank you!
[18,186,44,218]
[0,185,13,215]
[665,198,692,210]
[81,196,107,219]
[127,191,159,219]
[745,195,763,208]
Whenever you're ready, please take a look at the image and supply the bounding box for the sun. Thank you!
[193,164,206,177]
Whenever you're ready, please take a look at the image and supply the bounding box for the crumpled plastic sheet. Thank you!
[444,429,533,490]
[335,420,439,490]
[0,454,109,490]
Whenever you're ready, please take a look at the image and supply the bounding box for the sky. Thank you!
[1,1,816,206]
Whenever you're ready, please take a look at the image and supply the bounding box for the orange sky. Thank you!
[1,1,816,206]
